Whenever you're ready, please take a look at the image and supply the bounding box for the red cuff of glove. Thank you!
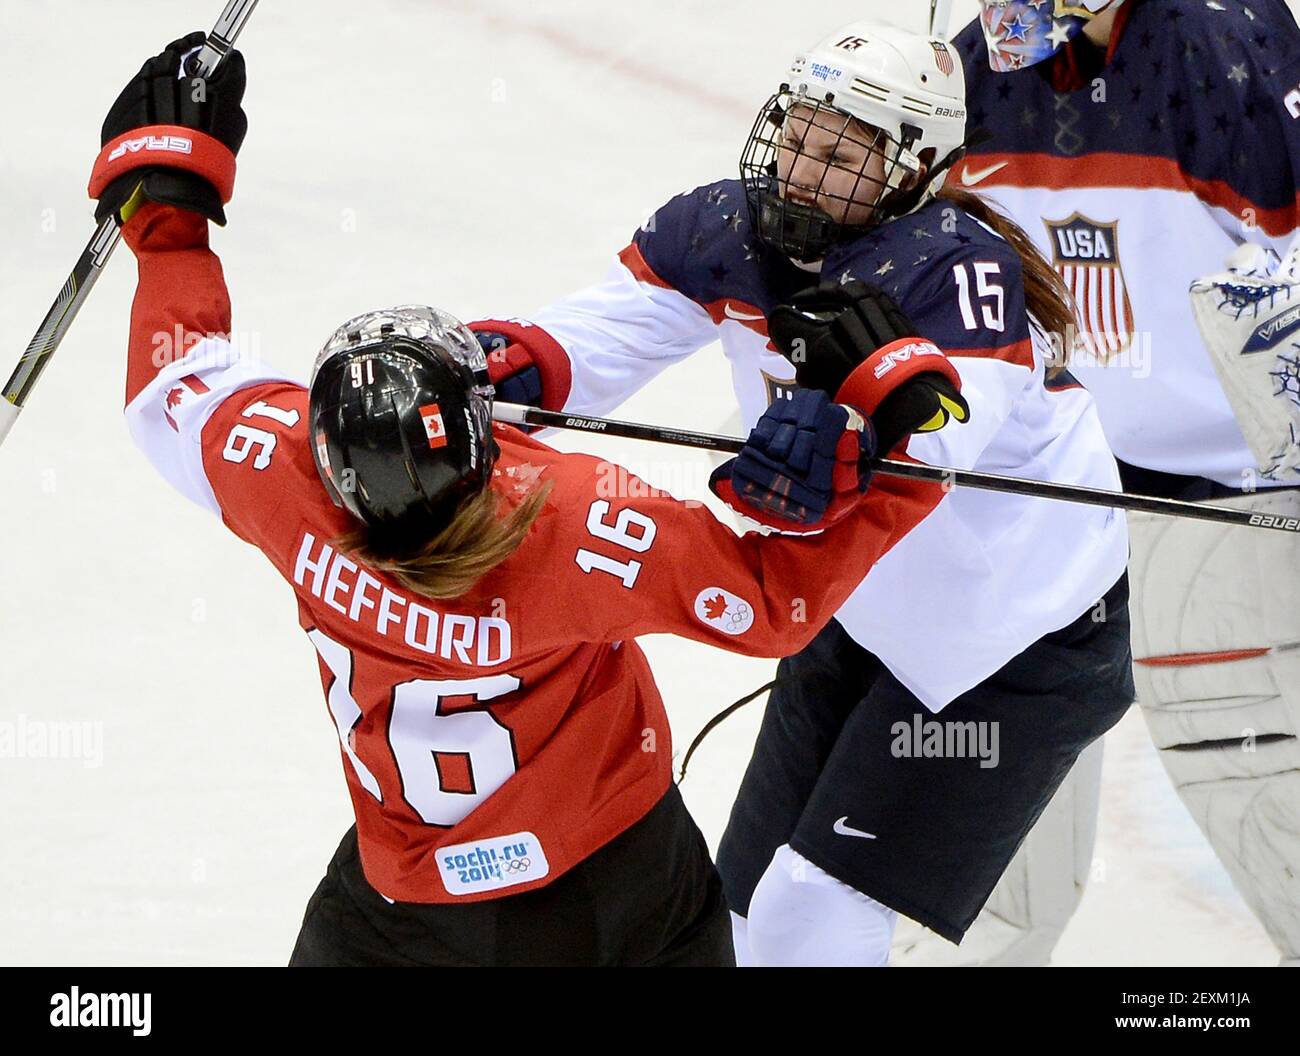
[469,318,573,412]
[710,474,829,536]
[88,125,236,203]
[834,337,961,415]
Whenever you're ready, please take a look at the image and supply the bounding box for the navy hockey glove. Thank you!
[769,281,970,453]
[475,330,543,407]
[470,320,573,425]
[711,388,874,532]
[88,32,248,226]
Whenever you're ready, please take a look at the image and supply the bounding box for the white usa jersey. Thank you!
[509,184,1128,710]
[952,0,1300,488]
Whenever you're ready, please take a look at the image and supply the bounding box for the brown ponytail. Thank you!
[938,184,1077,373]
[336,481,553,601]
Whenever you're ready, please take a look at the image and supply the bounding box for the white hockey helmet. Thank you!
[741,22,969,262]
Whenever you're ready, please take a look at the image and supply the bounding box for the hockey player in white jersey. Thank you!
[936,0,1300,965]
[472,22,1135,965]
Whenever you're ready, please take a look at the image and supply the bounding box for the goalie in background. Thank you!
[945,0,1300,965]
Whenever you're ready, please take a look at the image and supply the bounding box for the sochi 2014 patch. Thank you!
[437,831,549,896]
[694,587,755,636]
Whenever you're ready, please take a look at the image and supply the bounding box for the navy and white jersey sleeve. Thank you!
[530,188,722,417]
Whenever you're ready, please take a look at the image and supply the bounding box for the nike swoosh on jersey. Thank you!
[724,303,767,322]
[833,816,877,840]
[960,161,1010,187]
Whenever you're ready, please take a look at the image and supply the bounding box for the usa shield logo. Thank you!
[1045,214,1135,363]
[930,41,955,77]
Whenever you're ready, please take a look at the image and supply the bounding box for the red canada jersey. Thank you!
[118,203,942,902]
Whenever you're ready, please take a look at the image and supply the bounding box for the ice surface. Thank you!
[0,0,1278,965]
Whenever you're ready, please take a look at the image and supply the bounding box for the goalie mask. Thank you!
[978,1,1125,72]
[308,305,498,552]
[741,22,968,264]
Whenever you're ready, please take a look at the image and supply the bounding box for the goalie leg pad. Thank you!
[1129,490,1300,960]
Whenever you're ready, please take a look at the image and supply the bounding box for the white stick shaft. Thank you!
[0,398,18,447]
[0,0,258,452]
[930,0,955,37]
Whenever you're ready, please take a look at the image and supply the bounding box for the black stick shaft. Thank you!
[493,403,1300,535]
[0,0,260,448]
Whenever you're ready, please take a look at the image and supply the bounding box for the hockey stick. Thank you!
[929,0,955,38]
[0,0,260,449]
[492,403,1300,535]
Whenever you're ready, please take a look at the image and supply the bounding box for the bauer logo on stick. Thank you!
[420,403,448,449]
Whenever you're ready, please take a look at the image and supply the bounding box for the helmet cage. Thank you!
[313,304,494,403]
[741,88,922,264]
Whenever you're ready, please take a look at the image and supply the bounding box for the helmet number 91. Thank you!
[350,360,376,388]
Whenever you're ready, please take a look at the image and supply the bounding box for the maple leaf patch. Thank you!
[694,587,754,637]
[702,593,728,620]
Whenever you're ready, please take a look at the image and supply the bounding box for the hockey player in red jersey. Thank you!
[89,35,961,966]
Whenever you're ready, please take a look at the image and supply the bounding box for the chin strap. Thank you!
[879,128,993,221]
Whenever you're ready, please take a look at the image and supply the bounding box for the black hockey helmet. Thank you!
[308,305,498,552]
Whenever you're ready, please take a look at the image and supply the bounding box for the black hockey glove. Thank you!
[88,32,248,225]
[769,281,970,453]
